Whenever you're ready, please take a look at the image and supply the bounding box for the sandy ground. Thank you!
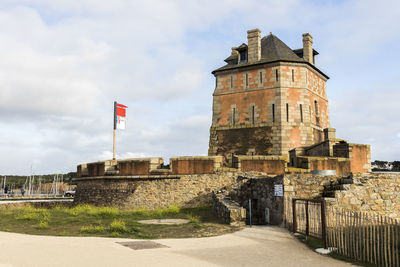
[0,226,353,267]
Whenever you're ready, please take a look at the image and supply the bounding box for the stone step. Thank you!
[322,190,335,198]
[339,178,353,185]
[329,184,351,191]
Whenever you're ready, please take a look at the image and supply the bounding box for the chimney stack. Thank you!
[247,28,261,63]
[302,33,313,64]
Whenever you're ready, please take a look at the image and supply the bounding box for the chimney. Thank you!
[247,28,261,63]
[231,47,239,56]
[302,33,313,64]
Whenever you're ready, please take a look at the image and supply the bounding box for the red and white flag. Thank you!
[115,102,128,130]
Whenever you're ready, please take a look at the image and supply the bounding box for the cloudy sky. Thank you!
[0,0,399,175]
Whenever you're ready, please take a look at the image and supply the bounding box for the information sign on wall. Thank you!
[274,184,283,197]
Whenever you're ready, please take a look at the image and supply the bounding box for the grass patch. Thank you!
[0,204,241,239]
[80,225,106,233]
[109,219,128,233]
[38,221,49,229]
[14,205,50,222]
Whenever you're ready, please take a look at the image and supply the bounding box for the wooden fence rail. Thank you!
[326,208,400,267]
[289,198,400,267]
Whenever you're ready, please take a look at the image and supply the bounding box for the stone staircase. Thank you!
[323,177,353,198]
[212,187,246,226]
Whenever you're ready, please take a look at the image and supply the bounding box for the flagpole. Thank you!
[113,101,117,160]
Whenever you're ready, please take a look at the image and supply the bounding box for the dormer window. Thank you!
[239,50,247,63]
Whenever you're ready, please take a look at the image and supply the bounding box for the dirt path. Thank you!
[0,226,352,267]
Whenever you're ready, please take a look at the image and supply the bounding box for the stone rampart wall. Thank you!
[78,156,224,178]
[328,173,400,219]
[74,172,238,209]
[283,173,344,199]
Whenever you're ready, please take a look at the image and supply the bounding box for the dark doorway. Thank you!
[247,199,261,225]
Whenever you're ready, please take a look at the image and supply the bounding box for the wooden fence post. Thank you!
[305,200,309,236]
[292,199,297,233]
[321,199,327,249]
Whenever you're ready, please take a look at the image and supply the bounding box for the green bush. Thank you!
[109,219,127,233]
[80,225,106,233]
[165,205,180,214]
[187,215,200,224]
[38,221,49,229]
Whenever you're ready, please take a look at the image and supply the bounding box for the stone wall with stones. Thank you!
[74,172,240,209]
[327,173,400,219]
[212,190,246,226]
[283,173,345,199]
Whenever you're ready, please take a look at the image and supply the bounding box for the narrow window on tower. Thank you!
[259,71,262,84]
[232,107,236,125]
[300,104,303,122]
[314,100,319,117]
[275,69,279,81]
[246,73,249,87]
[292,69,295,82]
[272,104,275,122]
[252,106,255,124]
[230,75,233,89]
[286,103,289,122]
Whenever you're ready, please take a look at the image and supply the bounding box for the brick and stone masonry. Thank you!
[74,29,381,225]
[208,29,330,164]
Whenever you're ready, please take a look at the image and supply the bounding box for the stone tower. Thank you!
[208,29,330,164]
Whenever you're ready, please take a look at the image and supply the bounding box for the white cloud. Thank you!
[0,0,399,174]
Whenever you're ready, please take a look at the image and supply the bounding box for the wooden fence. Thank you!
[292,198,327,248]
[326,209,400,267]
[288,198,400,267]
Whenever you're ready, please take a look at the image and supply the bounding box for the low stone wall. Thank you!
[118,158,163,176]
[78,156,224,178]
[328,173,400,219]
[236,155,286,175]
[212,191,246,226]
[170,156,222,175]
[74,171,238,209]
[283,173,345,199]
[296,156,351,176]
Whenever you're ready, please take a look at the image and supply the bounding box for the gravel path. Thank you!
[0,226,353,267]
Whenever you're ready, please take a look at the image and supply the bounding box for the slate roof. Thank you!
[260,34,305,63]
[214,33,328,79]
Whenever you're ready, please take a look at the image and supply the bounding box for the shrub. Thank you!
[109,219,127,233]
[80,225,106,233]
[38,221,49,229]
[187,215,200,224]
[165,205,180,214]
